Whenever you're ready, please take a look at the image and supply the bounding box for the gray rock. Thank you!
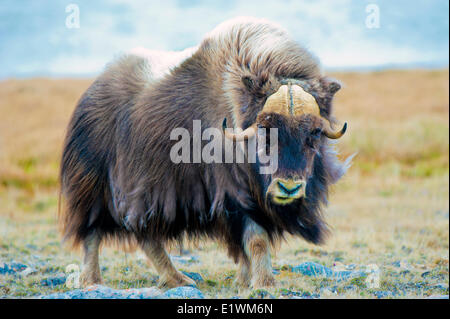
[40,284,162,299]
[181,271,204,283]
[432,283,449,291]
[373,291,393,299]
[121,287,162,299]
[19,267,37,276]
[346,264,357,270]
[280,288,317,299]
[426,295,449,299]
[292,262,333,277]
[160,286,204,299]
[291,262,366,282]
[40,274,67,287]
[248,289,275,299]
[0,262,28,275]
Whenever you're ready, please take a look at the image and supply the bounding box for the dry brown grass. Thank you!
[0,69,448,298]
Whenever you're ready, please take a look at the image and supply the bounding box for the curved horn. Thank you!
[222,118,256,141]
[323,122,347,139]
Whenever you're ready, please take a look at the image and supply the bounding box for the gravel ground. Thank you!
[1,258,448,299]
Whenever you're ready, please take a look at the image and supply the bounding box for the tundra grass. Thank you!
[0,70,448,298]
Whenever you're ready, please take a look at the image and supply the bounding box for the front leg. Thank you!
[234,256,251,287]
[79,231,103,287]
[243,220,276,288]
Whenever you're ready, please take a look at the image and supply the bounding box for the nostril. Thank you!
[277,181,302,195]
[277,181,290,194]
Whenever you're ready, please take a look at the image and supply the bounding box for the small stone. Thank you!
[346,264,357,270]
[343,285,358,291]
[124,287,162,299]
[432,283,448,291]
[0,263,10,275]
[40,274,67,287]
[291,262,333,277]
[280,288,314,299]
[10,262,28,272]
[426,295,449,299]
[161,286,204,299]
[181,271,204,283]
[373,291,393,299]
[19,267,36,276]
[39,285,163,299]
[248,289,275,299]
[0,262,28,275]
[291,262,366,283]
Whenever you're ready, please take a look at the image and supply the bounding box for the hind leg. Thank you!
[140,241,195,288]
[79,232,103,287]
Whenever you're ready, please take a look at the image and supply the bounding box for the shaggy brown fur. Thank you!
[60,17,350,287]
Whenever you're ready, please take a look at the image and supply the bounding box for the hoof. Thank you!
[251,274,277,289]
[79,270,103,288]
[159,272,196,288]
[234,272,251,288]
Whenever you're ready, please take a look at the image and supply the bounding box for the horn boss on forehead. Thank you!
[223,82,347,140]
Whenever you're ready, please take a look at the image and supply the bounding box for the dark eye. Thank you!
[306,128,322,148]
[311,128,322,138]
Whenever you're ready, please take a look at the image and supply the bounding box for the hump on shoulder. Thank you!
[127,46,199,80]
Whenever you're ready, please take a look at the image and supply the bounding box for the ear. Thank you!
[315,77,342,119]
[241,74,268,97]
[321,77,342,95]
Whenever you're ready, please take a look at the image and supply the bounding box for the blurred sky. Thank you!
[0,0,448,78]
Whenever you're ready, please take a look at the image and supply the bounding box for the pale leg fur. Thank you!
[141,241,195,288]
[235,257,251,287]
[243,221,276,288]
[79,232,103,287]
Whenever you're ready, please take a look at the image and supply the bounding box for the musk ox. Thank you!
[60,17,351,288]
